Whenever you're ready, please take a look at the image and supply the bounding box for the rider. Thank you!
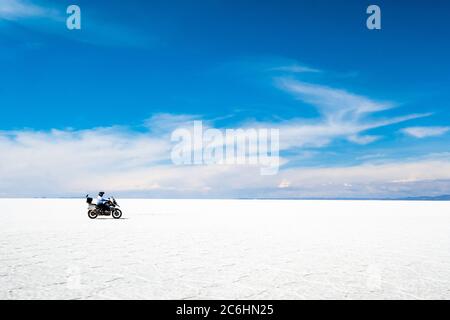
[97,191,110,212]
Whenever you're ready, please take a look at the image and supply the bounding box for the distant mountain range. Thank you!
[395,195,450,201]
[239,195,450,201]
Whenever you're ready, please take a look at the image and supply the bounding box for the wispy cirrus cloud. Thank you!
[347,134,381,145]
[270,64,321,73]
[0,0,56,20]
[277,78,393,120]
[0,0,153,47]
[258,78,431,150]
[401,126,450,138]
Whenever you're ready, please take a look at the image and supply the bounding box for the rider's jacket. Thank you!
[97,195,108,205]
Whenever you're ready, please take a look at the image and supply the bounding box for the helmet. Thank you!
[98,191,105,196]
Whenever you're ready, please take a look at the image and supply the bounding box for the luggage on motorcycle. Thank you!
[86,197,93,204]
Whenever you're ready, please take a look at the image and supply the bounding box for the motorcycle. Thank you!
[86,195,123,219]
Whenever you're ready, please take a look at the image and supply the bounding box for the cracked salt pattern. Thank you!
[1,199,450,300]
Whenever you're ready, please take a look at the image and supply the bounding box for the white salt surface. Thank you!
[1,199,450,299]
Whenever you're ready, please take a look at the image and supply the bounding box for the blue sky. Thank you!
[0,0,450,198]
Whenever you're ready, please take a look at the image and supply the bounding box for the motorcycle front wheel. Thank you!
[88,210,98,219]
[112,209,122,219]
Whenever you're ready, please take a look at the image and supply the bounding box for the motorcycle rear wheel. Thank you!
[112,209,122,219]
[88,210,98,219]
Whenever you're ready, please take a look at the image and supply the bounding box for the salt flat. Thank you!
[1,199,450,300]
